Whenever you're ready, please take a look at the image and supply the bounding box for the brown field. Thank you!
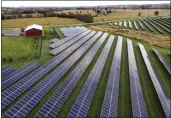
[89,25,170,49]
[21,13,44,18]
[55,10,97,16]
[94,9,170,22]
[2,17,82,28]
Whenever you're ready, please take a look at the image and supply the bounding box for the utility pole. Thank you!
[39,37,43,58]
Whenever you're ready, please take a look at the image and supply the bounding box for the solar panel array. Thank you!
[152,48,170,75]
[1,31,97,110]
[100,36,123,117]
[36,33,108,118]
[1,65,15,77]
[50,30,91,55]
[144,19,164,34]
[50,28,87,48]
[127,39,148,117]
[2,61,39,90]
[138,43,170,118]
[2,31,103,118]
[2,25,170,118]
[68,35,114,118]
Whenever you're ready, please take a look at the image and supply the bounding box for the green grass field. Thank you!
[1,27,170,117]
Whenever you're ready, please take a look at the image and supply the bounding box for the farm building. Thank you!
[24,24,44,36]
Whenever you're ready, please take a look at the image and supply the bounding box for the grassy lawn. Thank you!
[2,17,83,28]
[1,36,53,69]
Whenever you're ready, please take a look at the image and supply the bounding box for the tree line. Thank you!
[2,12,94,23]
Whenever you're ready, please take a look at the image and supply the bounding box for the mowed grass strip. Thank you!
[57,35,109,117]
[133,41,165,117]
[87,35,117,117]
[118,38,132,117]
[2,17,82,28]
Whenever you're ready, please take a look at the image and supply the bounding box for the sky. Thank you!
[2,1,170,7]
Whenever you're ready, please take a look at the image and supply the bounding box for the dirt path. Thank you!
[89,25,170,49]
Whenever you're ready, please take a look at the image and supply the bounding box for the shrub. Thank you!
[154,11,159,16]
[9,57,13,62]
[138,12,141,16]
[3,58,6,62]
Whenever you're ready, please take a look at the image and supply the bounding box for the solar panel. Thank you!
[152,48,170,75]
[1,31,97,110]
[36,33,109,118]
[1,65,15,77]
[2,61,39,90]
[2,31,103,118]
[68,35,114,118]
[127,39,148,117]
[138,43,170,117]
[50,30,91,55]
[100,36,123,118]
[119,21,122,26]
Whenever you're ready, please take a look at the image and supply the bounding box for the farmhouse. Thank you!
[24,24,43,36]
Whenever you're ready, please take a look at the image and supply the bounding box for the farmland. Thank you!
[1,27,170,118]
[55,10,97,16]
[2,17,83,28]
[2,9,170,28]
[94,9,170,22]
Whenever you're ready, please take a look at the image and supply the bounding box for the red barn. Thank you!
[24,24,43,36]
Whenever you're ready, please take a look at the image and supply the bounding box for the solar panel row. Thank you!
[50,28,87,48]
[124,21,127,27]
[152,48,170,75]
[133,21,138,30]
[2,61,39,90]
[68,35,114,118]
[128,21,132,28]
[1,31,97,110]
[138,43,170,118]
[50,30,91,55]
[127,39,148,117]
[137,20,145,30]
[100,36,123,118]
[2,31,103,118]
[1,65,15,77]
[36,32,108,118]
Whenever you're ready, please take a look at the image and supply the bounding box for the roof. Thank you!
[24,24,42,31]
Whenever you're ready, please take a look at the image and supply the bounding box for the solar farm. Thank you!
[109,17,171,35]
[1,25,171,118]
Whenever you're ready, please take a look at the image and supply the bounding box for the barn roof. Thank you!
[24,24,42,31]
